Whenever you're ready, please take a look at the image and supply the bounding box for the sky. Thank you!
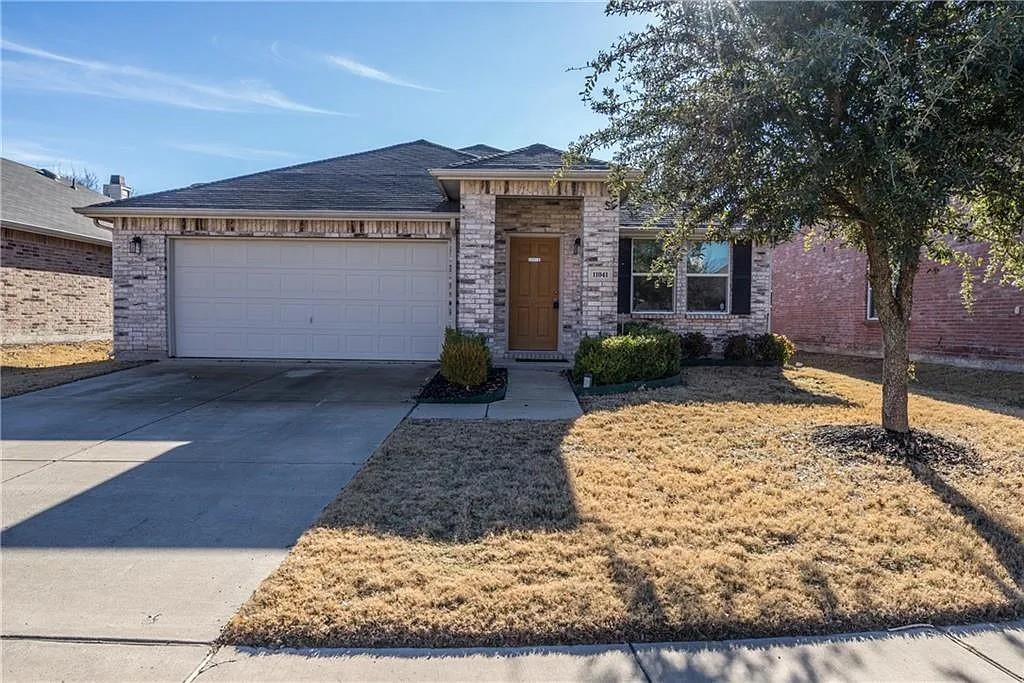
[1,2,641,196]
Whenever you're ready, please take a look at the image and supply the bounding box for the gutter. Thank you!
[1,219,112,246]
[73,207,460,220]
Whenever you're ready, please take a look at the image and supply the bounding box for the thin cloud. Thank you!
[170,142,296,161]
[325,55,444,93]
[1,139,91,170]
[1,39,347,115]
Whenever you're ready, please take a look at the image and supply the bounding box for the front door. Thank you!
[508,236,560,351]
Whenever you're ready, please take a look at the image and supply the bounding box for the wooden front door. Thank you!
[508,237,560,351]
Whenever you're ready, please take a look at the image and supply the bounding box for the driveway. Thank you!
[1,360,432,678]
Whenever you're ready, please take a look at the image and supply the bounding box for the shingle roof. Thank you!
[88,140,475,214]
[444,143,609,171]
[1,158,111,244]
[458,144,505,157]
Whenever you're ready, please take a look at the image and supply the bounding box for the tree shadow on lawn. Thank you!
[581,365,853,412]
[798,352,1024,413]
[314,420,580,542]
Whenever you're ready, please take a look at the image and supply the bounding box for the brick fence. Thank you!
[1,227,112,344]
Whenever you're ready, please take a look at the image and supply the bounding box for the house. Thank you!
[75,140,772,362]
[0,159,129,344]
[771,238,1024,371]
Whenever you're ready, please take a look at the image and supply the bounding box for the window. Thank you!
[631,239,674,312]
[686,242,730,312]
[866,283,878,320]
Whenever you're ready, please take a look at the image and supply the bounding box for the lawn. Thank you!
[1,341,142,397]
[223,356,1023,648]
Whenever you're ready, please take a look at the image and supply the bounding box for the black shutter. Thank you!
[731,242,752,315]
[617,238,632,314]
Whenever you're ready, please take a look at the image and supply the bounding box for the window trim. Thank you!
[629,237,675,314]
[866,282,878,321]
[685,241,732,314]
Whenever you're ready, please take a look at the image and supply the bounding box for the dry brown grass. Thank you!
[224,357,1023,648]
[1,341,141,397]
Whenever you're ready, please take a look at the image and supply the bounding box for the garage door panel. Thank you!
[173,239,447,360]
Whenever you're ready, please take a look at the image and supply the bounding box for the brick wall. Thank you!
[771,238,1024,370]
[1,227,112,344]
[494,197,582,355]
[111,216,453,359]
[618,242,773,352]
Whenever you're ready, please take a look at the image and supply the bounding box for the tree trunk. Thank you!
[862,226,919,435]
[880,317,911,434]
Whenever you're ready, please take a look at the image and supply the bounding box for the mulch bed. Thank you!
[810,424,982,472]
[418,368,508,403]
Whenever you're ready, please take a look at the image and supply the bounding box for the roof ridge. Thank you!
[444,143,550,169]
[95,139,473,208]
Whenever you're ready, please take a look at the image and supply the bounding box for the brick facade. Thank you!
[1,227,112,344]
[110,216,453,359]
[494,197,582,355]
[772,238,1024,370]
[618,240,773,352]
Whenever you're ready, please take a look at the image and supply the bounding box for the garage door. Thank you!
[172,239,449,360]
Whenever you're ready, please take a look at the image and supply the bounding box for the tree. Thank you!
[55,165,100,192]
[569,1,1024,435]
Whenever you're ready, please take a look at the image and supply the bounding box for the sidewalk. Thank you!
[5,621,1019,682]
[409,364,582,420]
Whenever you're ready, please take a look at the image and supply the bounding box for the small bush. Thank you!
[621,321,672,337]
[723,334,754,362]
[752,333,796,366]
[440,328,490,388]
[680,331,712,359]
[573,331,681,386]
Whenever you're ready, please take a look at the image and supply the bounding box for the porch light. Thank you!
[573,237,581,255]
[129,236,143,255]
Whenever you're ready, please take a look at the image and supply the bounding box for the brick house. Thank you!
[771,238,1024,371]
[76,141,772,361]
[0,159,128,344]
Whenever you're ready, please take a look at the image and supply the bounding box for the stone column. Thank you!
[456,189,497,345]
[580,196,619,339]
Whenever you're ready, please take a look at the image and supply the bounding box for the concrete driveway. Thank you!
[1,360,432,679]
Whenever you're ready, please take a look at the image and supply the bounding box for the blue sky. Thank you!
[2,2,639,195]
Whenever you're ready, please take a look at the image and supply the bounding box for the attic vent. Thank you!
[188,183,204,188]
[38,169,60,180]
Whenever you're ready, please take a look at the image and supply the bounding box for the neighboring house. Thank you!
[771,238,1024,371]
[76,140,772,362]
[0,159,129,345]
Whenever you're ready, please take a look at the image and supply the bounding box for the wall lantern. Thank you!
[129,235,143,255]
[573,237,581,256]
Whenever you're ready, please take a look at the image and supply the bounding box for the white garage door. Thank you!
[172,239,449,360]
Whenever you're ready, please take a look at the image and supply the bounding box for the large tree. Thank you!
[570,1,1024,434]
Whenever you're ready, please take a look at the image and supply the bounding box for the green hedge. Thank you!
[723,333,796,365]
[440,328,491,388]
[573,330,681,386]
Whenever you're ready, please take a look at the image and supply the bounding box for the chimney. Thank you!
[103,174,132,200]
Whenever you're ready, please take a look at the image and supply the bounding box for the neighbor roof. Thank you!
[458,144,505,157]
[1,158,111,245]
[80,140,476,216]
[443,144,610,171]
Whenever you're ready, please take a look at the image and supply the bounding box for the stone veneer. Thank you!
[1,227,112,344]
[619,243,773,352]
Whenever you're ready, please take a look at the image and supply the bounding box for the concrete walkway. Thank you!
[4,621,1019,682]
[409,365,582,420]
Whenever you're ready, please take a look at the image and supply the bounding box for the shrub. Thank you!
[752,333,796,366]
[723,334,754,362]
[573,331,681,385]
[621,321,671,337]
[680,331,712,359]
[440,328,490,388]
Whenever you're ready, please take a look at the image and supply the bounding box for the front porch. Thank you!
[454,180,619,359]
